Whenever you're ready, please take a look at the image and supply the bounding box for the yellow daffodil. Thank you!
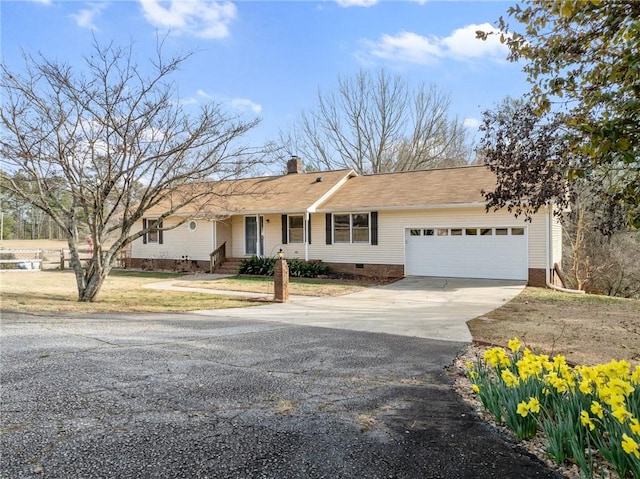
[580,410,595,431]
[516,401,529,417]
[621,433,640,459]
[472,384,480,394]
[501,369,520,388]
[527,397,540,414]
[508,337,522,353]
[590,401,604,419]
[579,379,593,395]
[612,406,632,424]
[631,418,640,436]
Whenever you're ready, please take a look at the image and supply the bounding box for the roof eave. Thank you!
[316,202,488,213]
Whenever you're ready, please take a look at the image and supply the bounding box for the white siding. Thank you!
[230,214,308,259]
[216,219,232,251]
[309,208,548,268]
[131,217,214,261]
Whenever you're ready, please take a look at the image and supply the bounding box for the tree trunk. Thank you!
[77,266,110,302]
[68,237,112,302]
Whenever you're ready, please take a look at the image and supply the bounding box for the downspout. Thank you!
[546,205,585,294]
[304,211,310,262]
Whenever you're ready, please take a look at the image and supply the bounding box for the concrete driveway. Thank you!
[193,276,526,342]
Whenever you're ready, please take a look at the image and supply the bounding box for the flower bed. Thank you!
[465,338,640,478]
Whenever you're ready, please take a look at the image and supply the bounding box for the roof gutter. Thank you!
[316,202,487,213]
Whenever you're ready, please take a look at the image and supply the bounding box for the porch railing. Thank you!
[209,241,226,273]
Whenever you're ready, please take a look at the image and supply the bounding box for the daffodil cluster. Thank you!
[467,338,640,478]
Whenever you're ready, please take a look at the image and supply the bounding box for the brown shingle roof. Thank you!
[145,169,355,216]
[317,165,496,211]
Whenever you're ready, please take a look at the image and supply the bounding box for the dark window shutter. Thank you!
[142,219,147,244]
[325,213,332,245]
[371,211,378,245]
[281,214,288,244]
[307,216,311,245]
[158,220,163,244]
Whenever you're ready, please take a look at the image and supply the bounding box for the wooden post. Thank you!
[273,257,289,303]
[60,249,65,270]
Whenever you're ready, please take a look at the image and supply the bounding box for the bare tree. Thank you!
[0,39,260,302]
[276,69,470,174]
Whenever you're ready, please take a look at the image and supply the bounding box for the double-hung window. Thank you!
[333,213,369,243]
[143,219,163,244]
[288,215,304,243]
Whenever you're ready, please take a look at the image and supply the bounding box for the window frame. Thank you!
[288,215,305,243]
[144,219,163,244]
[332,212,370,244]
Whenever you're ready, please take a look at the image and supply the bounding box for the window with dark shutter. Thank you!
[145,219,162,244]
[325,213,332,244]
[288,215,304,243]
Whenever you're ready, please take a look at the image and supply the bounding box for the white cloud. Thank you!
[183,90,261,114]
[365,31,442,65]
[463,117,481,130]
[230,98,262,114]
[442,23,508,60]
[362,23,509,65]
[335,0,378,6]
[197,89,214,100]
[69,3,106,30]
[139,0,236,39]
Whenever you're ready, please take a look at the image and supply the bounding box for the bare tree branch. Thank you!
[1,39,261,302]
[273,69,470,174]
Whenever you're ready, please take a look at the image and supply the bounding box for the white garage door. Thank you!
[405,227,528,280]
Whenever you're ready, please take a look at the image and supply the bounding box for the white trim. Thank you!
[309,170,358,212]
[304,211,310,261]
[212,220,216,251]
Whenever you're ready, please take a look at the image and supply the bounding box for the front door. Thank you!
[245,216,264,256]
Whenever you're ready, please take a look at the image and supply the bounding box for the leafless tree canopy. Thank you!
[276,69,471,174]
[0,39,260,301]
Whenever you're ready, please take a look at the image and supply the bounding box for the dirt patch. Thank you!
[467,287,640,366]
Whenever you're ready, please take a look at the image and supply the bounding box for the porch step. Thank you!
[213,257,244,275]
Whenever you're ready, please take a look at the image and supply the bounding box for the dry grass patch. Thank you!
[0,239,70,250]
[0,270,261,313]
[467,287,640,366]
[180,275,370,297]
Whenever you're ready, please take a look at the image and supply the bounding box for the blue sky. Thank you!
[2,0,528,155]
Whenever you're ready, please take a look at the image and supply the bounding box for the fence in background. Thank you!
[0,248,130,270]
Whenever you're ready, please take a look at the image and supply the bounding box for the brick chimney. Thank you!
[287,156,302,174]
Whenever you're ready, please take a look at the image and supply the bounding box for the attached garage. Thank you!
[405,226,528,280]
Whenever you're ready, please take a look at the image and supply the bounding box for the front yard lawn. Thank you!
[179,275,371,297]
[0,270,263,313]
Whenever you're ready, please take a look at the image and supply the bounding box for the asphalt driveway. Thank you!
[192,276,526,342]
[1,300,560,478]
